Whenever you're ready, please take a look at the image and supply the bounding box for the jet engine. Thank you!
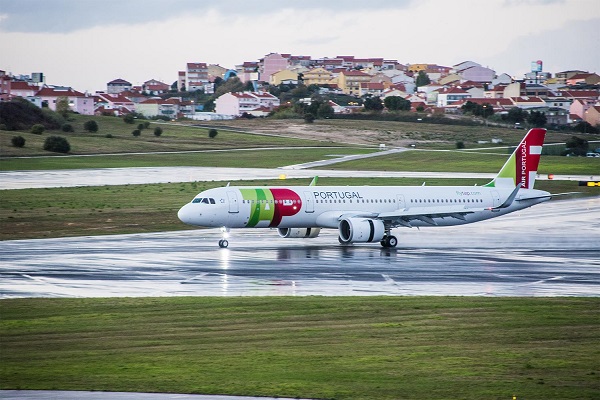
[338,218,385,244]
[277,227,321,238]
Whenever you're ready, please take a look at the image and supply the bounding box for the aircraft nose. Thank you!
[178,203,194,225]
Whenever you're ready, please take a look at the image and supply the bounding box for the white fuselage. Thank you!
[177,185,551,230]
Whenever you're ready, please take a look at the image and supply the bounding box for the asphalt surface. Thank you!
[2,197,598,298]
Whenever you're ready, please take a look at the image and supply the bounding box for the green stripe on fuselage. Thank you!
[240,188,275,227]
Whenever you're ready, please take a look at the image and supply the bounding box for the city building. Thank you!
[107,78,132,94]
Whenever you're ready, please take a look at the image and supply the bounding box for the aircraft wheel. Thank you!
[381,235,398,248]
[218,239,229,248]
[387,235,398,248]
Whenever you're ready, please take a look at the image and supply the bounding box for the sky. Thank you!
[1,0,599,93]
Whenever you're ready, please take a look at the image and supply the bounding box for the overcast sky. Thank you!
[1,0,598,93]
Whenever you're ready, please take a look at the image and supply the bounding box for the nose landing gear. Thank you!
[218,227,230,248]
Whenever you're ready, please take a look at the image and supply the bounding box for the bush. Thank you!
[0,98,62,131]
[304,113,315,123]
[208,128,218,138]
[62,123,74,132]
[154,127,163,137]
[456,141,465,149]
[132,129,141,137]
[123,114,135,124]
[83,120,99,132]
[143,121,150,128]
[105,134,113,138]
[573,121,599,134]
[137,123,145,130]
[11,136,25,148]
[43,135,70,153]
[31,124,45,134]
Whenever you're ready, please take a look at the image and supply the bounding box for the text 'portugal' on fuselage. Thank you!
[178,128,551,248]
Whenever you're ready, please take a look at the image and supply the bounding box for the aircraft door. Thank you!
[304,191,315,213]
[396,194,406,209]
[227,191,239,213]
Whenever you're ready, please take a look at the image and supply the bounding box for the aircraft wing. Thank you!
[375,205,483,227]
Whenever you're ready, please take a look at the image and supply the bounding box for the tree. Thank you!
[43,135,70,153]
[204,99,215,112]
[11,136,25,148]
[461,101,477,114]
[573,121,599,134]
[416,70,431,87]
[55,96,70,118]
[527,110,547,128]
[208,128,218,138]
[214,77,245,98]
[244,80,255,91]
[83,120,99,132]
[565,136,589,156]
[137,123,145,130]
[384,96,411,111]
[317,102,335,119]
[363,96,383,112]
[504,107,528,124]
[123,114,135,124]
[481,104,494,119]
[154,127,163,137]
[132,129,141,137]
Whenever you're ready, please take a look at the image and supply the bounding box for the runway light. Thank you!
[279,174,287,180]
[548,174,554,180]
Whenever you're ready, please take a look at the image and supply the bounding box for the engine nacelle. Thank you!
[339,218,385,244]
[277,227,321,239]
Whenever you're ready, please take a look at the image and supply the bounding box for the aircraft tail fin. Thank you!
[485,128,546,189]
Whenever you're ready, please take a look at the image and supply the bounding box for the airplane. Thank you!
[178,128,551,248]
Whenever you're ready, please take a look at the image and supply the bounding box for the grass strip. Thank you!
[1,297,598,399]
[0,147,373,171]
[323,150,600,176]
[1,178,597,240]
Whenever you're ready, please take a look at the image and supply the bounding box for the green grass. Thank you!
[0,147,374,170]
[1,178,597,240]
[0,114,344,158]
[1,297,598,399]
[324,150,600,176]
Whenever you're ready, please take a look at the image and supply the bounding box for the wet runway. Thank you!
[1,198,598,298]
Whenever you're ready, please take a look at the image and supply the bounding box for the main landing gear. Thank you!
[380,235,398,248]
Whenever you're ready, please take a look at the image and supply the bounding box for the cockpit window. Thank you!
[192,197,216,204]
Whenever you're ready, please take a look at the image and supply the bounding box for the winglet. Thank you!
[494,183,521,209]
[309,176,319,186]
